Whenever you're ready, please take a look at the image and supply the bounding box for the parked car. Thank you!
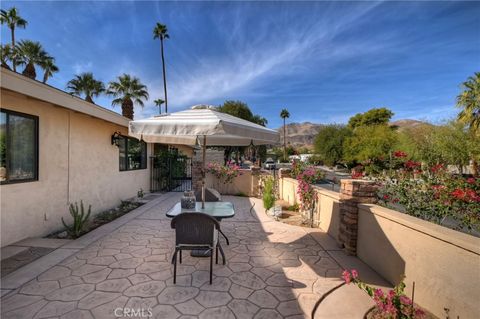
[264,158,276,170]
[333,164,349,173]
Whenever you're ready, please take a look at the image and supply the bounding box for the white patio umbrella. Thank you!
[129,105,279,208]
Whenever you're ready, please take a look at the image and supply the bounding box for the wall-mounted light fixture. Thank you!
[111,131,122,146]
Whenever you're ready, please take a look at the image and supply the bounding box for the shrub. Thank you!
[263,176,275,211]
[343,269,425,319]
[62,201,91,238]
[377,153,480,233]
[206,162,241,184]
[287,203,300,211]
[295,166,324,212]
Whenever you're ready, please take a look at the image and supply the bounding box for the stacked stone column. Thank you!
[338,179,378,255]
[191,160,203,192]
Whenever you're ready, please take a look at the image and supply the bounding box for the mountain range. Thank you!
[278,119,428,147]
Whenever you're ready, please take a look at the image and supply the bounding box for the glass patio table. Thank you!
[166,201,235,220]
[166,201,234,257]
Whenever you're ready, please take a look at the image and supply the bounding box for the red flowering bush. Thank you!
[393,150,408,158]
[377,151,480,233]
[352,171,364,179]
[343,270,425,319]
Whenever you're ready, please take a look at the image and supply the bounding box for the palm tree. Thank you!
[153,23,169,113]
[0,44,13,70]
[15,40,48,80]
[39,56,59,83]
[253,114,268,127]
[457,72,480,134]
[280,108,290,161]
[67,72,105,103]
[0,7,27,72]
[154,98,165,114]
[107,74,149,120]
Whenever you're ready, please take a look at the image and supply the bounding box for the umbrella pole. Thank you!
[202,135,206,209]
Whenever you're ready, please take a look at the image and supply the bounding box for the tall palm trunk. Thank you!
[11,27,16,72]
[42,72,48,84]
[283,118,286,159]
[122,98,134,120]
[85,95,94,103]
[160,38,168,113]
[22,62,36,79]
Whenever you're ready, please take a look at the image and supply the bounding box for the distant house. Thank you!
[288,154,312,162]
[0,69,191,247]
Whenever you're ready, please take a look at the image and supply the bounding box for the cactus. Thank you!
[62,201,91,238]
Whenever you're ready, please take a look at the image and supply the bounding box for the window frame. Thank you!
[0,108,39,185]
[119,135,147,172]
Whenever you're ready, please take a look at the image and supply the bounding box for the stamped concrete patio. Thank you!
[1,193,387,319]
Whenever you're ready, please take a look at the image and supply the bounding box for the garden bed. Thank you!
[47,200,143,239]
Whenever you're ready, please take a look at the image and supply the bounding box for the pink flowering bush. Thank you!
[295,166,324,212]
[342,269,425,319]
[205,162,241,184]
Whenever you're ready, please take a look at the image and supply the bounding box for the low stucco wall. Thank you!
[279,177,341,237]
[205,169,258,197]
[357,204,480,319]
[1,90,150,246]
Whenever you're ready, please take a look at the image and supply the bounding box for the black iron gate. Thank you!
[150,155,193,192]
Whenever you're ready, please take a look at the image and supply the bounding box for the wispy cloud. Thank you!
[72,61,93,74]
[163,2,383,109]
[3,1,477,126]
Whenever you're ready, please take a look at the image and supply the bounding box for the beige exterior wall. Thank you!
[357,204,480,319]
[1,89,150,246]
[279,177,341,237]
[205,169,258,197]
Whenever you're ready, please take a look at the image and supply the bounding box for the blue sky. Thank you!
[2,1,479,128]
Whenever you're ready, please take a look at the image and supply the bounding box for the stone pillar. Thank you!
[338,179,378,255]
[192,160,203,192]
[251,167,261,197]
[278,168,291,178]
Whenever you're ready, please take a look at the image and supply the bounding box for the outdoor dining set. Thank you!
[128,105,279,285]
[166,190,235,284]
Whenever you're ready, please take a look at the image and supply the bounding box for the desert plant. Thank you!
[153,22,169,113]
[263,176,275,211]
[61,201,91,238]
[67,72,105,103]
[107,74,149,119]
[0,7,27,72]
[15,40,48,79]
[280,108,290,161]
[137,188,144,199]
[39,56,59,83]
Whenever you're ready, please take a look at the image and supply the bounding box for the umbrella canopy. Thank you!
[128,107,279,146]
[129,105,279,208]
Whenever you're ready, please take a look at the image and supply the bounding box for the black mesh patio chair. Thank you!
[170,213,225,284]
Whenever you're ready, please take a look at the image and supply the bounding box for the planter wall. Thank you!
[357,204,480,319]
[279,176,480,318]
[279,177,341,234]
[205,169,260,197]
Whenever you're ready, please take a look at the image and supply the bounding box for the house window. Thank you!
[0,109,39,184]
[118,135,147,171]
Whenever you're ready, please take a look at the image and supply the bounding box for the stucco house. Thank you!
[0,69,174,247]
